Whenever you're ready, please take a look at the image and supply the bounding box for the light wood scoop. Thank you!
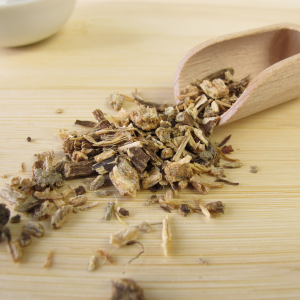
[174,23,300,126]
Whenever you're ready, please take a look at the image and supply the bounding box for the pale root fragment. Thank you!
[117,108,130,122]
[164,189,174,201]
[51,205,73,229]
[178,179,189,190]
[77,201,99,211]
[34,201,57,221]
[109,158,140,197]
[161,215,171,256]
[161,148,174,159]
[130,105,160,131]
[68,195,88,207]
[190,175,224,188]
[34,188,63,200]
[211,101,219,113]
[200,79,229,99]
[43,250,54,268]
[141,167,162,189]
[196,200,211,219]
[172,131,191,162]
[8,241,23,263]
[23,221,44,238]
[164,155,193,183]
[88,255,98,271]
[223,161,243,168]
[53,198,66,208]
[110,278,145,300]
[94,190,111,197]
[109,92,125,111]
[94,150,116,163]
[118,141,143,152]
[189,175,211,195]
[110,227,138,248]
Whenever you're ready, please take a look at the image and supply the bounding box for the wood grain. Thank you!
[0,1,300,299]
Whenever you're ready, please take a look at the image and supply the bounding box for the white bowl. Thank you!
[0,0,76,47]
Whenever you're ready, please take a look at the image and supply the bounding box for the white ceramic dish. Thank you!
[0,0,76,47]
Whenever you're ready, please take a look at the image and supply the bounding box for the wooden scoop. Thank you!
[174,23,300,126]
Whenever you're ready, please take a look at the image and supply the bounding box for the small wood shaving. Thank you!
[19,163,24,173]
[43,250,54,268]
[223,161,243,168]
[7,241,22,263]
[88,255,98,271]
[196,200,210,219]
[77,201,99,211]
[161,215,171,256]
[110,227,138,248]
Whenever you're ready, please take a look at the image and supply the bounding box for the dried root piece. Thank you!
[15,194,41,213]
[8,241,23,263]
[88,255,98,271]
[116,207,129,218]
[23,221,44,238]
[89,175,105,190]
[43,250,54,268]
[221,145,234,154]
[51,205,73,229]
[161,215,171,256]
[145,195,158,205]
[110,278,145,300]
[10,214,21,223]
[109,92,126,111]
[165,156,193,183]
[94,150,116,163]
[94,190,111,197]
[135,221,152,233]
[0,203,10,226]
[104,202,115,220]
[110,227,138,248]
[109,158,140,197]
[206,201,225,214]
[142,167,162,189]
[18,231,31,247]
[223,161,243,168]
[250,165,258,173]
[179,204,190,217]
[73,185,86,195]
[200,79,229,99]
[130,105,160,131]
[68,195,88,207]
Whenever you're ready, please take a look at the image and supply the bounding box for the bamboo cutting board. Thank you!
[0,1,300,299]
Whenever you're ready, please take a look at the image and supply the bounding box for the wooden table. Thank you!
[1,1,300,299]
